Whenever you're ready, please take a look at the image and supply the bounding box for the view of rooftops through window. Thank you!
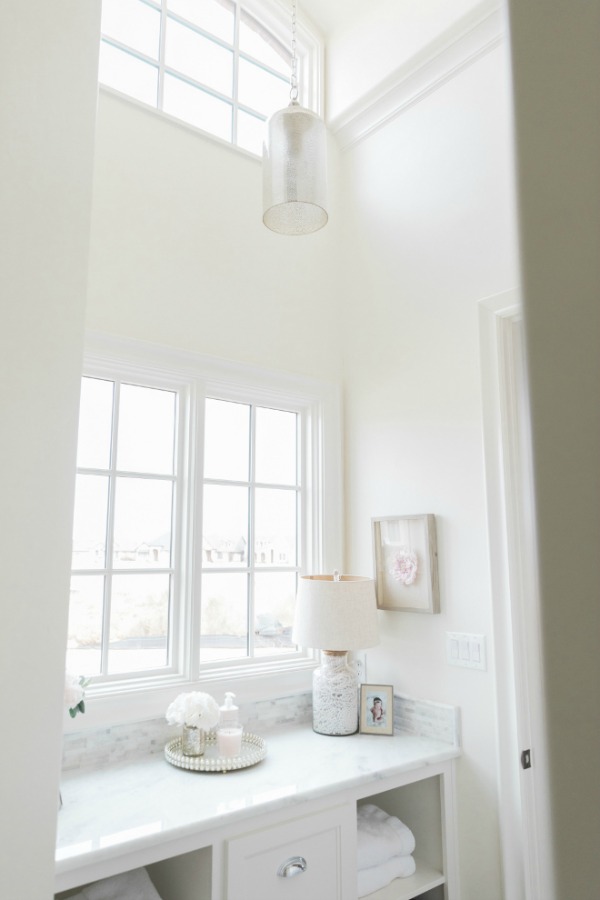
[99,0,297,156]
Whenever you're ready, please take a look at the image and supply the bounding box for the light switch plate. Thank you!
[446,632,486,670]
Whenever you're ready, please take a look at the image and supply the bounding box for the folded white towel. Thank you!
[357,803,416,869]
[81,868,162,900]
[357,854,416,897]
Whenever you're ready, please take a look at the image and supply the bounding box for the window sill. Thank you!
[99,86,263,163]
[63,661,316,733]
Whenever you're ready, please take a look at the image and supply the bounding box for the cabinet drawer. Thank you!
[226,804,355,900]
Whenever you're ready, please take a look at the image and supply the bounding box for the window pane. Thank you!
[77,377,113,470]
[72,475,109,569]
[165,18,233,96]
[254,488,297,566]
[117,384,176,475]
[108,573,170,673]
[113,478,173,568]
[204,399,250,481]
[237,109,266,156]
[168,0,234,43]
[238,58,289,117]
[254,571,296,656]
[202,484,248,567]
[67,575,104,676]
[101,0,161,59]
[239,11,290,75]
[255,407,297,485]
[200,572,248,661]
[99,41,159,106]
[163,74,232,141]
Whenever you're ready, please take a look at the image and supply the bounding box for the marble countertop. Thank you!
[56,723,459,891]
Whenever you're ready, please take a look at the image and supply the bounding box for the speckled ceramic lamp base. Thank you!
[312,651,358,736]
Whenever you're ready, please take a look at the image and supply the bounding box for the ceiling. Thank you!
[296,0,367,38]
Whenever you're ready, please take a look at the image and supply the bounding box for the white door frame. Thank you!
[479,291,552,900]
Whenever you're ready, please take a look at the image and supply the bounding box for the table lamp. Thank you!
[292,572,380,735]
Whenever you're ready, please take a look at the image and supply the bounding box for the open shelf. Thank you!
[362,859,445,900]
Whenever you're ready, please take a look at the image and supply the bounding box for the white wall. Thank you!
[0,2,100,898]
[507,0,600,896]
[86,93,345,382]
[339,45,519,899]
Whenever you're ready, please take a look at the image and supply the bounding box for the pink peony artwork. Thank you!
[390,546,418,585]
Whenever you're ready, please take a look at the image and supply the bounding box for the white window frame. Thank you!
[98,0,324,157]
[67,333,342,730]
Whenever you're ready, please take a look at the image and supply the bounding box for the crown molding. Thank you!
[329,1,506,151]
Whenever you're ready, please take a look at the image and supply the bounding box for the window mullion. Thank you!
[300,406,313,572]
[188,383,205,681]
[157,0,167,109]
[232,1,241,146]
[101,380,122,677]
[101,36,158,68]
[247,402,256,657]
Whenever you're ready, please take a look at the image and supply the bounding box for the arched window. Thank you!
[98,0,320,156]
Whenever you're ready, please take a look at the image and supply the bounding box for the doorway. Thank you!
[479,291,551,900]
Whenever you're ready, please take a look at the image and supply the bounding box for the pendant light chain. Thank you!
[290,0,299,102]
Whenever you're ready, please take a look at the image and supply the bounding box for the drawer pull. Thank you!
[277,856,307,878]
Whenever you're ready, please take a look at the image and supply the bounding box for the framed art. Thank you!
[359,684,394,735]
[372,514,440,613]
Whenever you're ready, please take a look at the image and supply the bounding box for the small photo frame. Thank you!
[359,684,394,735]
[372,514,440,614]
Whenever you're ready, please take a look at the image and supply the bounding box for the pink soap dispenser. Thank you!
[217,692,243,758]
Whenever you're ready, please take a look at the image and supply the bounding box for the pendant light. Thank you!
[262,0,328,235]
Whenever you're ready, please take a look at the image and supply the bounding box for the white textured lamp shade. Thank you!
[292,574,379,651]
[263,101,328,235]
[293,574,380,736]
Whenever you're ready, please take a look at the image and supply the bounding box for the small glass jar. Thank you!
[181,724,205,756]
[217,724,243,758]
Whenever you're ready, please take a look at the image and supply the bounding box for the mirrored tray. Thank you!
[165,731,267,772]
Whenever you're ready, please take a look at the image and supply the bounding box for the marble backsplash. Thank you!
[62,693,313,771]
[61,691,459,771]
[393,693,461,747]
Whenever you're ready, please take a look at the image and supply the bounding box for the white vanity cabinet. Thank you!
[221,765,455,900]
[55,725,459,900]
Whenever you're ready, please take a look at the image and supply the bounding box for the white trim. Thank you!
[479,291,525,900]
[330,0,505,151]
[242,0,324,114]
[99,84,261,163]
[479,291,552,900]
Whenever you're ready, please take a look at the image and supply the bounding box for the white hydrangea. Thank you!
[64,672,87,717]
[166,691,219,730]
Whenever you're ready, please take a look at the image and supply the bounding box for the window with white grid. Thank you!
[67,337,340,703]
[98,0,320,156]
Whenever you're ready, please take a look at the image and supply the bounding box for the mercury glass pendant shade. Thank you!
[263,100,328,235]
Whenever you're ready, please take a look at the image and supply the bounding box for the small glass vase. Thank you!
[181,724,206,756]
